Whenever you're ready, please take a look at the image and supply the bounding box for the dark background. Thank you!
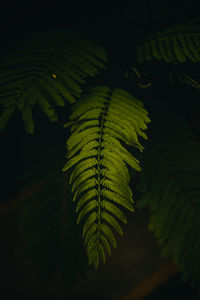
[0,1,200,299]
[1,1,200,49]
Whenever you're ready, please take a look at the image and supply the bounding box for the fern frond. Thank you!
[169,71,200,90]
[137,121,200,297]
[137,19,200,64]
[63,86,150,268]
[17,135,88,284]
[180,73,200,90]
[0,29,107,133]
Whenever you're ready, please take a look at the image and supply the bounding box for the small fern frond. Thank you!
[0,29,107,133]
[137,19,200,64]
[169,71,200,90]
[180,73,200,90]
[63,86,150,268]
[137,121,200,297]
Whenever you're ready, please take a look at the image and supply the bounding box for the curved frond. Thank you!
[137,121,200,297]
[0,29,107,133]
[63,86,150,268]
[137,19,200,64]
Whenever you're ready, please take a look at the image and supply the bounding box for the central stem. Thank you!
[96,99,110,243]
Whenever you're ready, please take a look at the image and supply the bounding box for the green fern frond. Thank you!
[0,29,107,133]
[137,121,200,297]
[17,137,88,284]
[137,19,200,64]
[63,86,150,268]
[169,71,200,90]
[180,73,200,90]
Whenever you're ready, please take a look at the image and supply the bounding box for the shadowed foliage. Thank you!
[137,120,200,297]
[0,29,107,133]
[17,141,88,283]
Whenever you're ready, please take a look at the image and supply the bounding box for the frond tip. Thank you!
[63,85,150,268]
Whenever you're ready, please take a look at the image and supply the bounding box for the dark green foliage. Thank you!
[137,121,200,297]
[17,145,88,283]
[137,19,200,64]
[169,71,200,90]
[63,86,150,268]
[0,29,107,133]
